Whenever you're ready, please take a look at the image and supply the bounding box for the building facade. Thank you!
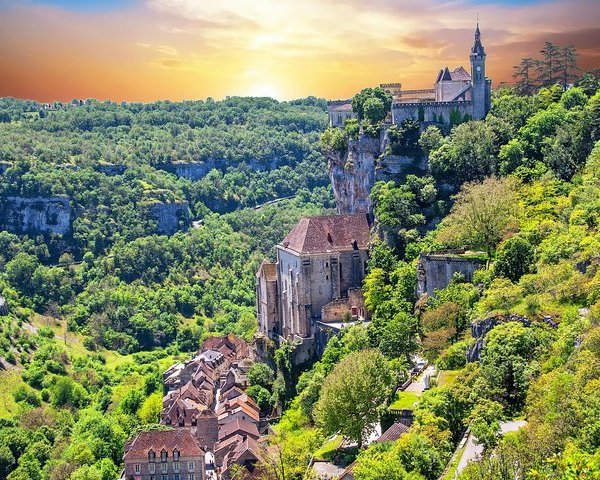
[123,429,206,480]
[256,214,371,341]
[328,25,492,127]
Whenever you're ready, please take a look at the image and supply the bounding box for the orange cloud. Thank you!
[0,0,598,101]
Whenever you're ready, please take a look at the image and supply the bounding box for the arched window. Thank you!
[148,450,156,463]
[161,449,168,462]
[173,449,180,462]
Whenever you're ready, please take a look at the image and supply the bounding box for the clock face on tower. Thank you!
[476,66,481,72]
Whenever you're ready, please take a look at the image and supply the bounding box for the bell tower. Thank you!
[470,23,488,119]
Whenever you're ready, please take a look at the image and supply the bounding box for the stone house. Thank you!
[256,214,371,342]
[123,429,206,480]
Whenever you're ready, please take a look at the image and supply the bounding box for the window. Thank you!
[188,475,195,480]
[161,463,168,473]
[173,450,180,462]
[149,464,156,474]
[173,462,180,473]
[150,476,155,480]
[188,461,195,472]
[148,450,156,463]
[174,475,180,480]
[162,475,168,480]
[161,450,168,463]
[134,464,141,473]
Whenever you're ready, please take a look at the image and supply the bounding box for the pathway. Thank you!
[455,420,527,477]
[405,365,436,394]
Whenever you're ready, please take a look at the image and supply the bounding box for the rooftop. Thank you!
[280,214,371,254]
[124,429,204,461]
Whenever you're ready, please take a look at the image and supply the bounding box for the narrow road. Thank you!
[455,420,527,477]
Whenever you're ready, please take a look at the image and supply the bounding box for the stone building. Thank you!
[256,214,371,342]
[328,25,491,126]
[123,429,206,480]
[416,250,486,298]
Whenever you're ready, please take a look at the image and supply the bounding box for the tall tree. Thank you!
[512,58,537,95]
[536,42,561,87]
[438,177,518,260]
[557,44,579,89]
[315,349,393,448]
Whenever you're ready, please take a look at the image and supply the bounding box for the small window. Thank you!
[148,451,156,463]
[161,450,167,463]
[134,464,141,473]
[188,462,195,472]
[173,449,180,462]
[174,475,180,480]
[161,463,168,473]
[325,262,329,268]
[149,464,156,474]
[173,462,180,473]
[188,475,195,480]
[162,475,168,480]
[325,275,329,280]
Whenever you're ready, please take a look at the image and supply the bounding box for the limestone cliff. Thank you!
[325,134,381,214]
[325,129,428,214]
[0,196,72,235]
[147,201,190,235]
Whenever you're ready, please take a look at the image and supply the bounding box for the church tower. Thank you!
[470,23,488,119]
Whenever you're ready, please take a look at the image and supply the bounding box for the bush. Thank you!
[493,236,535,282]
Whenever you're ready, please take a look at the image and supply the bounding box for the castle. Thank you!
[256,214,371,356]
[328,24,491,127]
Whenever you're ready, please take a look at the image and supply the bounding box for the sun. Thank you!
[245,82,285,99]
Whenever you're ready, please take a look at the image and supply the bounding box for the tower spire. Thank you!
[471,21,485,56]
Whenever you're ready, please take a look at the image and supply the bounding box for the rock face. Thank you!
[96,164,126,176]
[325,134,381,214]
[0,296,8,316]
[466,313,558,362]
[325,129,426,214]
[159,159,275,181]
[148,201,190,235]
[417,251,486,298]
[0,196,72,235]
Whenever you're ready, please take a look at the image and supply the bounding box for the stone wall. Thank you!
[0,196,72,235]
[392,101,473,124]
[148,201,190,235]
[416,251,486,298]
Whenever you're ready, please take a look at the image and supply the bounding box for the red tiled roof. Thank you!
[280,214,371,254]
[124,429,204,461]
[218,417,260,442]
[375,421,410,443]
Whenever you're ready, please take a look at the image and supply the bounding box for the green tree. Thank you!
[315,349,393,448]
[352,87,392,122]
[493,236,535,282]
[247,363,275,389]
[439,177,518,259]
[468,399,503,451]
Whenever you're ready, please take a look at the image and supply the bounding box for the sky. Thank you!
[0,0,599,102]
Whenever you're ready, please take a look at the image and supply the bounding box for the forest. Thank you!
[0,59,600,479]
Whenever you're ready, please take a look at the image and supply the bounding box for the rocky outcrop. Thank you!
[466,313,558,362]
[417,251,486,298]
[0,296,8,316]
[0,196,72,235]
[325,134,381,214]
[148,201,190,235]
[325,129,427,214]
[96,164,126,176]
[158,159,276,181]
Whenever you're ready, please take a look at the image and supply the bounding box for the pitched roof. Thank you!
[450,66,471,81]
[375,421,410,443]
[124,429,204,461]
[280,214,371,254]
[218,417,260,442]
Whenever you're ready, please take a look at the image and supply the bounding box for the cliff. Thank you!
[0,196,72,235]
[158,159,277,181]
[148,201,190,235]
[325,129,427,214]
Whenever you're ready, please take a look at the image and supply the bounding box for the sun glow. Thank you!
[245,82,285,99]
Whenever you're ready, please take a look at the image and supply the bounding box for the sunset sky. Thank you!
[1,0,599,102]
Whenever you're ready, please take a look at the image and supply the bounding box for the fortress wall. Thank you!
[392,101,473,124]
